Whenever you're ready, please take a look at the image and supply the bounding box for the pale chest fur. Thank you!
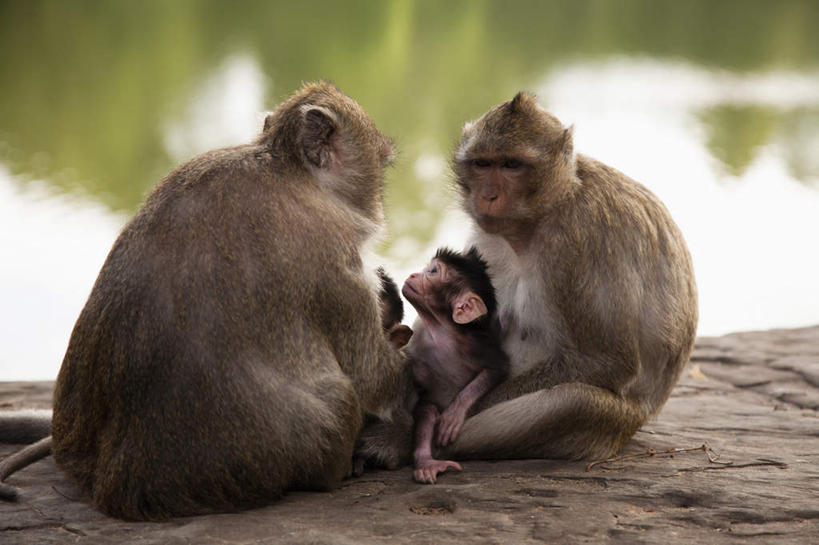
[469,231,562,376]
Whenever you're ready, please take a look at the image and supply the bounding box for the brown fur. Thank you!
[44,82,404,520]
[446,92,698,460]
[358,92,697,466]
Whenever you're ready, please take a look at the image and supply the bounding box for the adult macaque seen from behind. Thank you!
[402,247,508,484]
[0,82,406,520]
[0,266,412,502]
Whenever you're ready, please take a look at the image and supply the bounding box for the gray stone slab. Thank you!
[2,326,818,543]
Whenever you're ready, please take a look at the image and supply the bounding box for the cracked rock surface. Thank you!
[1,326,818,543]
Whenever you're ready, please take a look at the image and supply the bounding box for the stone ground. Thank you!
[1,326,817,544]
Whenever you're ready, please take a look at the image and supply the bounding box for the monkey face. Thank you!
[453,92,575,234]
[456,155,536,233]
[402,258,448,314]
[402,258,488,325]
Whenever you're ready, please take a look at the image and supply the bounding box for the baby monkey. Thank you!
[402,247,509,484]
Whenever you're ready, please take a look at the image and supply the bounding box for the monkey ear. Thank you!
[452,292,488,324]
[300,105,339,169]
[509,91,535,113]
[560,125,575,158]
[263,114,274,133]
[509,92,525,112]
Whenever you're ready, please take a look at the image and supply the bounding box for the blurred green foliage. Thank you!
[700,105,781,178]
[0,0,817,248]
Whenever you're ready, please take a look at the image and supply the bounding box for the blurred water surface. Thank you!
[2,1,818,379]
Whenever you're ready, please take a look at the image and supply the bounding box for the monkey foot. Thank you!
[413,458,462,484]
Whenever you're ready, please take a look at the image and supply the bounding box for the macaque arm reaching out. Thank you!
[436,367,504,447]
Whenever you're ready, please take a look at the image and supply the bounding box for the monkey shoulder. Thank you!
[556,157,692,350]
[126,146,278,238]
[573,155,675,235]
[151,145,271,196]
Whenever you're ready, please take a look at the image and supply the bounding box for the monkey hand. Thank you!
[413,458,462,484]
[436,404,468,447]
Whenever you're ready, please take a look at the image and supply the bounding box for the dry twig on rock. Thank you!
[585,443,730,472]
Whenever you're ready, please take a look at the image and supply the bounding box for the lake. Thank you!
[1,1,818,380]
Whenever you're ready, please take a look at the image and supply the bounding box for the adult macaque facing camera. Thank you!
[402,247,509,484]
[444,92,698,461]
[0,82,406,520]
[357,92,697,468]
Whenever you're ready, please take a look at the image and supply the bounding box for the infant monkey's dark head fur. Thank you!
[402,246,499,333]
[431,247,497,328]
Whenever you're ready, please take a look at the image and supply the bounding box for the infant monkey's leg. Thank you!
[412,402,462,484]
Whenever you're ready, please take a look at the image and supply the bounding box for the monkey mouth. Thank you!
[401,282,424,308]
[474,212,505,232]
[401,282,417,298]
[475,202,495,218]
[474,196,507,220]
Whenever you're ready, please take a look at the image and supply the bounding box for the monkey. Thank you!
[0,270,414,502]
[402,247,509,484]
[0,266,411,500]
[0,269,411,497]
[0,82,407,520]
[357,91,697,467]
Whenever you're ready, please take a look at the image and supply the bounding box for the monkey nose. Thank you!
[479,186,499,201]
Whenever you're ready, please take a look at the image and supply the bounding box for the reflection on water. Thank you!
[1,1,818,379]
[0,168,123,381]
[163,55,269,164]
[391,59,819,338]
[537,59,819,338]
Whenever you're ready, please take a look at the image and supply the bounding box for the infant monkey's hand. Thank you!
[436,404,468,447]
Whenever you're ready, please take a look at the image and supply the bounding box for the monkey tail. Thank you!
[0,409,52,443]
[0,436,53,501]
[446,383,648,461]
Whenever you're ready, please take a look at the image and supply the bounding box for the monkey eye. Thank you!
[473,159,491,168]
[502,158,524,169]
[427,265,439,275]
